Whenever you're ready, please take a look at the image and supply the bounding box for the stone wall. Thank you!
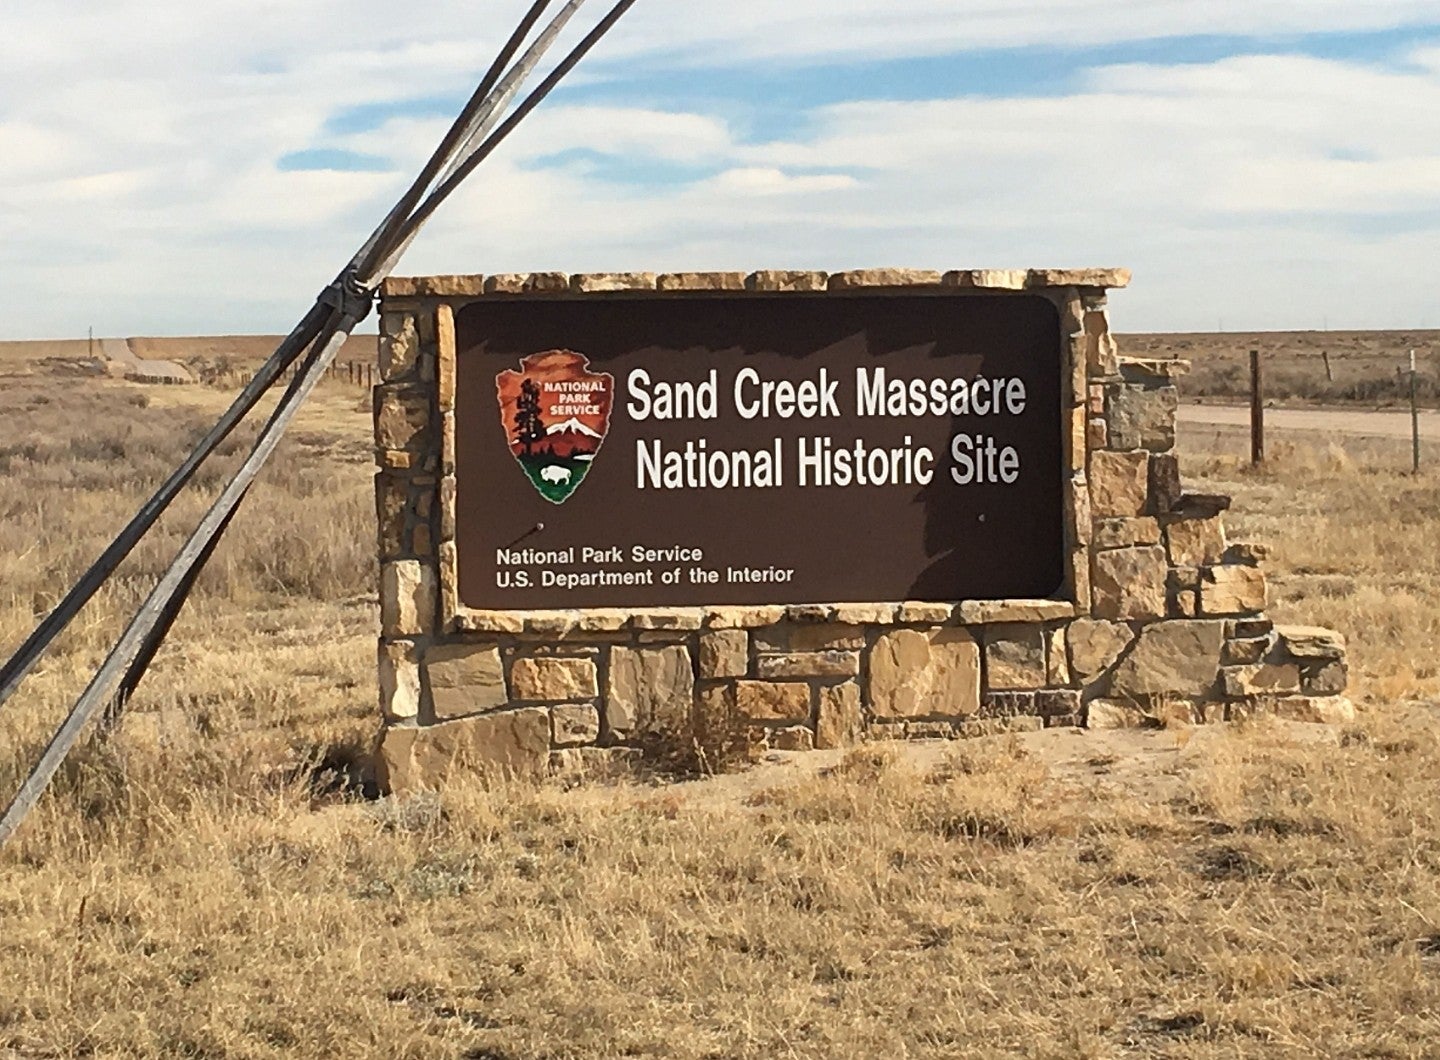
[370,269,1351,791]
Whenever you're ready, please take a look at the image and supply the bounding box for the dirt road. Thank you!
[1178,403,1440,441]
[100,337,194,384]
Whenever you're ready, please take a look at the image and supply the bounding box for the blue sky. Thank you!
[4,1,1440,337]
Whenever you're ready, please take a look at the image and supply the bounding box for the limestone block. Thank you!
[699,629,749,678]
[1091,547,1168,621]
[1028,268,1131,289]
[1167,517,1227,567]
[1109,620,1224,697]
[1084,309,1120,376]
[1085,699,1146,730]
[1068,406,1087,472]
[771,727,816,752]
[606,646,695,737]
[440,411,456,477]
[1267,695,1356,725]
[869,628,980,718]
[816,682,863,750]
[758,651,861,678]
[1089,450,1149,518]
[1070,336,1089,410]
[376,473,408,560]
[1149,454,1183,514]
[525,613,581,635]
[552,704,601,747]
[943,269,1028,290]
[755,623,865,652]
[377,708,551,792]
[1224,542,1271,566]
[1046,627,1071,686]
[656,272,747,291]
[981,691,1035,718]
[1088,384,1106,416]
[434,304,455,411]
[1222,636,1271,666]
[374,385,432,453]
[381,560,436,636]
[787,604,836,623]
[1173,493,1232,519]
[984,625,1047,691]
[484,272,569,294]
[570,272,656,292]
[735,681,811,721]
[1069,475,1092,547]
[569,609,628,633]
[705,605,787,629]
[1036,688,1082,718]
[425,643,506,719]
[1094,517,1160,550]
[831,603,899,624]
[1303,661,1348,696]
[746,270,829,292]
[1276,626,1347,660]
[549,746,644,779]
[1200,566,1267,616]
[379,640,421,721]
[896,602,954,624]
[957,600,1076,624]
[379,312,419,381]
[630,608,703,631]
[456,609,525,634]
[1068,619,1135,683]
[1107,384,1178,452]
[1087,418,1108,449]
[1222,663,1301,697]
[511,657,599,702]
[637,630,691,645]
[828,268,943,289]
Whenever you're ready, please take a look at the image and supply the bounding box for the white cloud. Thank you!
[3,2,1440,335]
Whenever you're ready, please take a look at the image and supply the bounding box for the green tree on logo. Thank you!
[514,378,546,455]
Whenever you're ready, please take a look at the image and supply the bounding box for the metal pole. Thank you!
[1250,349,1264,465]
[1412,349,1421,474]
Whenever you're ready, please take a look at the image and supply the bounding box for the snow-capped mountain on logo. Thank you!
[546,416,603,439]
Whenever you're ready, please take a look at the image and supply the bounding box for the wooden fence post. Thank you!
[1412,350,1421,474]
[1250,349,1264,466]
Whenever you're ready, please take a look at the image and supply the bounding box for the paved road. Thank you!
[100,338,194,384]
[1178,403,1440,441]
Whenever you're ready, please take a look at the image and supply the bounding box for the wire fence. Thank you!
[204,359,375,392]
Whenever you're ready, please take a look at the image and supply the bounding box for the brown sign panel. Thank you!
[454,292,1065,610]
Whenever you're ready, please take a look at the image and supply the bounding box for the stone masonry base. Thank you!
[371,270,1351,792]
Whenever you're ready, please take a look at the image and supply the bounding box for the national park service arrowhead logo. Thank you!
[496,350,613,504]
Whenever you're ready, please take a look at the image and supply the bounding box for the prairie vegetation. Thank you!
[0,347,1438,1057]
[1124,329,1439,408]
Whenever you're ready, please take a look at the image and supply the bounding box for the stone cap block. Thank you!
[380,267,1132,301]
[956,599,1078,624]
[1171,493,1233,519]
[1275,625,1347,660]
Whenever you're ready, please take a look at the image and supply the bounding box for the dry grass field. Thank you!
[1123,330,1439,409]
[1,340,1439,1057]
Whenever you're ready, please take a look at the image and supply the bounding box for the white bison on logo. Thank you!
[540,465,572,486]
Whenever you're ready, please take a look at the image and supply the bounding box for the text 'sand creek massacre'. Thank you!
[454,293,1065,608]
